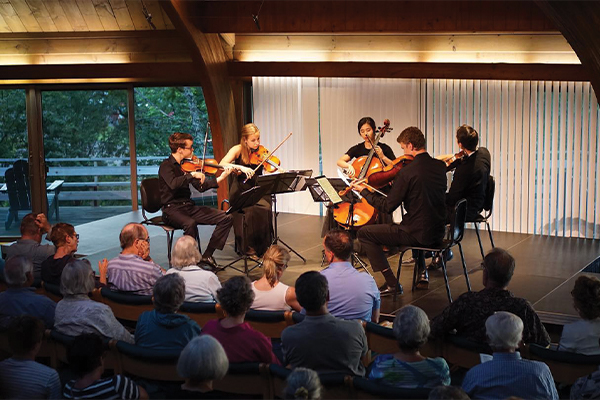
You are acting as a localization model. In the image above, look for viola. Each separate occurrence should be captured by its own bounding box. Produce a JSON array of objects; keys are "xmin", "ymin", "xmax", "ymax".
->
[
  {"xmin": 181, "ymin": 158, "xmax": 224, "ymax": 175},
  {"xmin": 249, "ymin": 145, "xmax": 282, "ymax": 173},
  {"xmin": 441, "ymin": 150, "xmax": 466, "ymax": 167}
]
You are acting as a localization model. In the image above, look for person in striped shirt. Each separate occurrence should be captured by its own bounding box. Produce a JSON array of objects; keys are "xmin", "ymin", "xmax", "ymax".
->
[
  {"xmin": 63, "ymin": 333, "xmax": 148, "ymax": 399},
  {"xmin": 107, "ymin": 223, "xmax": 165, "ymax": 296}
]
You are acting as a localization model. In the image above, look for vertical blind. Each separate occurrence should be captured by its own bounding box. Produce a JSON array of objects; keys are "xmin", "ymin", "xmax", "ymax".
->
[{"xmin": 253, "ymin": 77, "xmax": 600, "ymax": 239}]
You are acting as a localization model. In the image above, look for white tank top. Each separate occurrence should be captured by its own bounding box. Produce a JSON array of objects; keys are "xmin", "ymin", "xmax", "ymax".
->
[{"xmin": 251, "ymin": 280, "xmax": 291, "ymax": 311}]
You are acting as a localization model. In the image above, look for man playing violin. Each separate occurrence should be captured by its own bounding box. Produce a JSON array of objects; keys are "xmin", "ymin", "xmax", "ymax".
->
[
  {"xmin": 158, "ymin": 132, "xmax": 234, "ymax": 270},
  {"xmin": 350, "ymin": 127, "xmax": 447, "ymax": 295}
]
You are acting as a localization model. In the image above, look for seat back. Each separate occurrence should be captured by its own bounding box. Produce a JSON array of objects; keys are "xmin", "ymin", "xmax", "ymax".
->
[
  {"xmin": 482, "ymin": 175, "xmax": 495, "ymax": 216},
  {"xmin": 449, "ymin": 198, "xmax": 467, "ymax": 244},
  {"xmin": 350, "ymin": 376, "xmax": 432, "ymax": 399},
  {"xmin": 111, "ymin": 340, "xmax": 183, "ymax": 381},
  {"xmin": 442, "ymin": 335, "xmax": 491, "ymax": 369},
  {"xmin": 179, "ymin": 302, "xmax": 225, "ymax": 327},
  {"xmin": 41, "ymin": 281, "xmax": 63, "ymax": 302},
  {"xmin": 213, "ymin": 362, "xmax": 272, "ymax": 398},
  {"xmin": 364, "ymin": 321, "xmax": 397, "ymax": 359},
  {"xmin": 100, "ymin": 287, "xmax": 154, "ymax": 323},
  {"xmin": 140, "ymin": 178, "xmax": 162, "ymax": 216},
  {"xmin": 245, "ymin": 309, "xmax": 296, "ymax": 339},
  {"xmin": 527, "ymin": 343, "xmax": 600, "ymax": 385}
]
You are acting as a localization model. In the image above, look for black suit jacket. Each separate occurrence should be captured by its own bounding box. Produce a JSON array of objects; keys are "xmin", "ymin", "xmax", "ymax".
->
[{"xmin": 446, "ymin": 147, "xmax": 491, "ymax": 221}]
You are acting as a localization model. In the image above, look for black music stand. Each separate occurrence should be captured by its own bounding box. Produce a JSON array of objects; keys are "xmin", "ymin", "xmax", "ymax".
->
[
  {"xmin": 221, "ymin": 185, "xmax": 271, "ymax": 275},
  {"xmin": 257, "ymin": 170, "xmax": 312, "ymax": 263},
  {"xmin": 308, "ymin": 176, "xmax": 372, "ymax": 275}
]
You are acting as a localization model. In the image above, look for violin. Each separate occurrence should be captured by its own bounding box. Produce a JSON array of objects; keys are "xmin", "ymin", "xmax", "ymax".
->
[
  {"xmin": 440, "ymin": 150, "xmax": 467, "ymax": 167},
  {"xmin": 181, "ymin": 158, "xmax": 224, "ymax": 176},
  {"xmin": 249, "ymin": 145, "xmax": 282, "ymax": 173},
  {"xmin": 366, "ymin": 154, "xmax": 414, "ymax": 188}
]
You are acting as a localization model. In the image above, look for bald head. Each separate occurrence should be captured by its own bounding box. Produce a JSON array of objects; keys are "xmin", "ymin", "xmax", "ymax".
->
[{"xmin": 119, "ymin": 223, "xmax": 148, "ymax": 250}]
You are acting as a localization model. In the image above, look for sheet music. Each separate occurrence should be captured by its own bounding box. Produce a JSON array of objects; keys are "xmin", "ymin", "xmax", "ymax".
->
[{"xmin": 316, "ymin": 176, "xmax": 343, "ymax": 205}]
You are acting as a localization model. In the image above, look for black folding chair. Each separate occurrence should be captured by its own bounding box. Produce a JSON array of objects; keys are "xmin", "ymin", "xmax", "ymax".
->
[{"xmin": 468, "ymin": 175, "xmax": 495, "ymax": 259}]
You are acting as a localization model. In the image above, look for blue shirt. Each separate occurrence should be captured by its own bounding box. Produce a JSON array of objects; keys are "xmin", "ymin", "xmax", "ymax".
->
[
  {"xmin": 135, "ymin": 310, "xmax": 201, "ymax": 351},
  {"xmin": 462, "ymin": 352, "xmax": 559, "ymax": 400},
  {"xmin": 320, "ymin": 261, "xmax": 380, "ymax": 322},
  {"xmin": 0, "ymin": 358, "xmax": 61, "ymax": 399},
  {"xmin": 0, "ymin": 287, "xmax": 56, "ymax": 328}
]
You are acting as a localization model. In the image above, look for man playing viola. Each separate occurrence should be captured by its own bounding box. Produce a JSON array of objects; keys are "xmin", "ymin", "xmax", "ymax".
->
[
  {"xmin": 158, "ymin": 132, "xmax": 234, "ymax": 269},
  {"xmin": 350, "ymin": 127, "xmax": 447, "ymax": 295}
]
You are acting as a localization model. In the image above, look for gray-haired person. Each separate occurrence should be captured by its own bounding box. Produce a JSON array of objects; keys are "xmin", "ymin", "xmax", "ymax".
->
[
  {"xmin": 462, "ymin": 311, "xmax": 558, "ymax": 400},
  {"xmin": 0, "ymin": 255, "xmax": 56, "ymax": 328},
  {"xmin": 369, "ymin": 305, "xmax": 450, "ymax": 388},
  {"xmin": 134, "ymin": 274, "xmax": 201, "ymax": 351},
  {"xmin": 165, "ymin": 235, "xmax": 221, "ymax": 303},
  {"xmin": 284, "ymin": 368, "xmax": 322, "ymax": 399},
  {"xmin": 174, "ymin": 335, "xmax": 230, "ymax": 397},
  {"xmin": 54, "ymin": 259, "xmax": 134, "ymax": 343}
]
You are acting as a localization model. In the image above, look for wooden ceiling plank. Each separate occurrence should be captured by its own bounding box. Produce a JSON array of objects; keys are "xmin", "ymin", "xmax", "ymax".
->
[
  {"xmin": 125, "ymin": 0, "xmax": 151, "ymax": 30},
  {"xmin": 0, "ymin": 2, "xmax": 27, "ymax": 31},
  {"xmin": 107, "ymin": 0, "xmax": 134, "ymax": 30},
  {"xmin": 75, "ymin": 0, "xmax": 105, "ymax": 30},
  {"xmin": 91, "ymin": 0, "xmax": 120, "ymax": 30},
  {"xmin": 25, "ymin": 0, "xmax": 58, "ymax": 32},
  {"xmin": 142, "ymin": 0, "xmax": 165, "ymax": 30},
  {"xmin": 8, "ymin": 0, "xmax": 42, "ymax": 32},
  {"xmin": 44, "ymin": 0, "xmax": 73, "ymax": 31},
  {"xmin": 58, "ymin": 0, "xmax": 89, "ymax": 30},
  {"xmin": 0, "ymin": 11, "xmax": 12, "ymax": 31}
]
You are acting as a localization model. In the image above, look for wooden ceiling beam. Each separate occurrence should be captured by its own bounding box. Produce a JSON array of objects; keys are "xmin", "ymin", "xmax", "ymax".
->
[{"xmin": 227, "ymin": 61, "xmax": 588, "ymax": 82}]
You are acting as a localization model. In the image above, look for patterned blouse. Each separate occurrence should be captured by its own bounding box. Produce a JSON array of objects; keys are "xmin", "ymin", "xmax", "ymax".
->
[{"xmin": 368, "ymin": 354, "xmax": 450, "ymax": 388}]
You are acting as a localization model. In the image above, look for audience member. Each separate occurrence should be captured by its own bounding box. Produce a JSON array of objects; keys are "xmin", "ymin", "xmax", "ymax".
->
[
  {"xmin": 369, "ymin": 305, "xmax": 450, "ymax": 388},
  {"xmin": 171, "ymin": 335, "xmax": 232, "ymax": 399},
  {"xmin": 461, "ymin": 311, "xmax": 558, "ymax": 400},
  {"xmin": 107, "ymin": 223, "xmax": 164, "ymax": 295},
  {"xmin": 571, "ymin": 367, "xmax": 600, "ymax": 399},
  {"xmin": 63, "ymin": 333, "xmax": 148, "ymax": 399},
  {"xmin": 428, "ymin": 385, "xmax": 470, "ymax": 400},
  {"xmin": 320, "ymin": 229, "xmax": 380, "ymax": 322},
  {"xmin": 5, "ymin": 213, "xmax": 55, "ymax": 282},
  {"xmin": 135, "ymin": 274, "xmax": 201, "ymax": 351},
  {"xmin": 0, "ymin": 255, "xmax": 55, "ymax": 328},
  {"xmin": 165, "ymin": 235, "xmax": 221, "ymax": 303},
  {"xmin": 283, "ymin": 368, "xmax": 322, "ymax": 400},
  {"xmin": 430, "ymin": 248, "xmax": 550, "ymax": 346},
  {"xmin": 54, "ymin": 259, "xmax": 134, "ymax": 343},
  {"xmin": 559, "ymin": 275, "xmax": 600, "ymax": 355},
  {"xmin": 202, "ymin": 276, "xmax": 280, "ymax": 364},
  {"xmin": 281, "ymin": 271, "xmax": 368, "ymax": 376},
  {"xmin": 252, "ymin": 245, "xmax": 301, "ymax": 312},
  {"xmin": 0, "ymin": 316, "xmax": 61, "ymax": 399},
  {"xmin": 41, "ymin": 222, "xmax": 78, "ymax": 285}
]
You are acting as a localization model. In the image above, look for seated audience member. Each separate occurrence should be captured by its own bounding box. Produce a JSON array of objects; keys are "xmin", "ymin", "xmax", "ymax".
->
[
  {"xmin": 107, "ymin": 223, "xmax": 164, "ymax": 295},
  {"xmin": 281, "ymin": 271, "xmax": 368, "ymax": 376},
  {"xmin": 54, "ymin": 259, "xmax": 134, "ymax": 343},
  {"xmin": 462, "ymin": 311, "xmax": 558, "ymax": 400},
  {"xmin": 571, "ymin": 367, "xmax": 600, "ymax": 399},
  {"xmin": 63, "ymin": 333, "xmax": 148, "ymax": 399},
  {"xmin": 41, "ymin": 222, "xmax": 78, "ymax": 285},
  {"xmin": 5, "ymin": 213, "xmax": 55, "ymax": 283},
  {"xmin": 0, "ymin": 316, "xmax": 61, "ymax": 399},
  {"xmin": 0, "ymin": 255, "xmax": 56, "ymax": 328},
  {"xmin": 170, "ymin": 335, "xmax": 232, "ymax": 399},
  {"xmin": 283, "ymin": 368, "xmax": 322, "ymax": 400},
  {"xmin": 320, "ymin": 229, "xmax": 380, "ymax": 322},
  {"xmin": 428, "ymin": 385, "xmax": 470, "ymax": 400},
  {"xmin": 165, "ymin": 235, "xmax": 221, "ymax": 303},
  {"xmin": 135, "ymin": 274, "xmax": 201, "ymax": 351},
  {"xmin": 202, "ymin": 276, "xmax": 280, "ymax": 364},
  {"xmin": 252, "ymin": 245, "xmax": 301, "ymax": 312},
  {"xmin": 559, "ymin": 275, "xmax": 600, "ymax": 355},
  {"xmin": 369, "ymin": 305, "xmax": 450, "ymax": 388},
  {"xmin": 430, "ymin": 248, "xmax": 550, "ymax": 346}
]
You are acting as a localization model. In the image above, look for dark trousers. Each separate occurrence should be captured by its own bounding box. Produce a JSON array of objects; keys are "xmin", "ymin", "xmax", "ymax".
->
[
  {"xmin": 357, "ymin": 224, "xmax": 420, "ymax": 273},
  {"xmin": 162, "ymin": 203, "xmax": 233, "ymax": 251}
]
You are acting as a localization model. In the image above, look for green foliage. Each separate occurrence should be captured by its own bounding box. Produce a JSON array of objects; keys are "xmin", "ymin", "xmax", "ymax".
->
[{"xmin": 0, "ymin": 90, "xmax": 27, "ymax": 159}]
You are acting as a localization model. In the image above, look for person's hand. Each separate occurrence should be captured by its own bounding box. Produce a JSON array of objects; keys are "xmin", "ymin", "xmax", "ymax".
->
[
  {"xmin": 344, "ymin": 164, "xmax": 355, "ymax": 177},
  {"xmin": 98, "ymin": 258, "xmax": 108, "ymax": 285},
  {"xmin": 349, "ymin": 179, "xmax": 368, "ymax": 192},
  {"xmin": 221, "ymin": 166, "xmax": 234, "ymax": 178},
  {"xmin": 35, "ymin": 213, "xmax": 51, "ymax": 234},
  {"xmin": 374, "ymin": 146, "xmax": 384, "ymax": 158},
  {"xmin": 191, "ymin": 171, "xmax": 206, "ymax": 184},
  {"xmin": 240, "ymin": 166, "xmax": 254, "ymax": 179}
]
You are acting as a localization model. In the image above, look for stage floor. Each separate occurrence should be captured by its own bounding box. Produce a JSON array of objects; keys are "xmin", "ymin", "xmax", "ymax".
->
[{"xmin": 75, "ymin": 211, "xmax": 600, "ymax": 326}]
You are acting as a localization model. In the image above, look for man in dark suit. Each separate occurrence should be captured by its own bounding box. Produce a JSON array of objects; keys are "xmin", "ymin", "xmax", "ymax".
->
[
  {"xmin": 351, "ymin": 127, "xmax": 447, "ymax": 294},
  {"xmin": 446, "ymin": 125, "xmax": 491, "ymax": 223}
]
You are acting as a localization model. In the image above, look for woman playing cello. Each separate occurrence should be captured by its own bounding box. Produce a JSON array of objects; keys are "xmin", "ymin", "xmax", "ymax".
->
[{"xmin": 220, "ymin": 123, "xmax": 274, "ymax": 257}]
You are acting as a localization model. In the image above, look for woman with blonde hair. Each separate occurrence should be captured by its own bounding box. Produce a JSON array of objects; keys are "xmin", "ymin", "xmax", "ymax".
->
[
  {"xmin": 220, "ymin": 123, "xmax": 274, "ymax": 257},
  {"xmin": 41, "ymin": 222, "xmax": 78, "ymax": 285},
  {"xmin": 251, "ymin": 245, "xmax": 301, "ymax": 311},
  {"xmin": 165, "ymin": 235, "xmax": 221, "ymax": 303}
]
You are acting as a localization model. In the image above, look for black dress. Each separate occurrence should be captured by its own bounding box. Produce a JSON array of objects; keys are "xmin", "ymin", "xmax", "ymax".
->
[{"xmin": 229, "ymin": 156, "xmax": 274, "ymax": 256}]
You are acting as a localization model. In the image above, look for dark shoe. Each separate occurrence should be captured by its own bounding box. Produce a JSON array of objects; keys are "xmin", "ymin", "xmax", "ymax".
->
[
  {"xmin": 200, "ymin": 256, "xmax": 219, "ymax": 271},
  {"xmin": 428, "ymin": 254, "xmax": 443, "ymax": 271},
  {"xmin": 416, "ymin": 268, "xmax": 429, "ymax": 290},
  {"xmin": 379, "ymin": 283, "xmax": 403, "ymax": 296},
  {"xmin": 444, "ymin": 249, "xmax": 454, "ymax": 262}
]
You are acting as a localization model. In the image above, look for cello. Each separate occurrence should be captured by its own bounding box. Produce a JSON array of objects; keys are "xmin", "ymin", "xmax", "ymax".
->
[{"xmin": 333, "ymin": 120, "xmax": 392, "ymax": 229}]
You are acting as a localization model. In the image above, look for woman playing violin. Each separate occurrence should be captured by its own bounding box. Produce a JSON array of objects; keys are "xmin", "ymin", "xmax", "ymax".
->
[{"xmin": 220, "ymin": 123, "xmax": 274, "ymax": 257}]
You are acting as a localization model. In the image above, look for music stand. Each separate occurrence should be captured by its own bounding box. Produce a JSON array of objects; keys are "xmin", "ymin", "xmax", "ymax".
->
[
  {"xmin": 256, "ymin": 170, "xmax": 312, "ymax": 263},
  {"xmin": 308, "ymin": 175, "xmax": 372, "ymax": 275},
  {"xmin": 221, "ymin": 185, "xmax": 272, "ymax": 275}
]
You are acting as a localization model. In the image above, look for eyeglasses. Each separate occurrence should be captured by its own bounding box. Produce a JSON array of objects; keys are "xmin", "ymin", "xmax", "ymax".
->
[
  {"xmin": 75, "ymin": 234, "xmax": 80, "ymax": 239},
  {"xmin": 183, "ymin": 146, "xmax": 193, "ymax": 150},
  {"xmin": 139, "ymin": 237, "xmax": 150, "ymax": 243}
]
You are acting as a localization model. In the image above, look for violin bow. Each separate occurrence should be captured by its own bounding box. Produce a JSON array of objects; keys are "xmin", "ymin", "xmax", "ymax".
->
[
  {"xmin": 200, "ymin": 121, "xmax": 211, "ymax": 175},
  {"xmin": 251, "ymin": 132, "xmax": 293, "ymax": 175}
]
